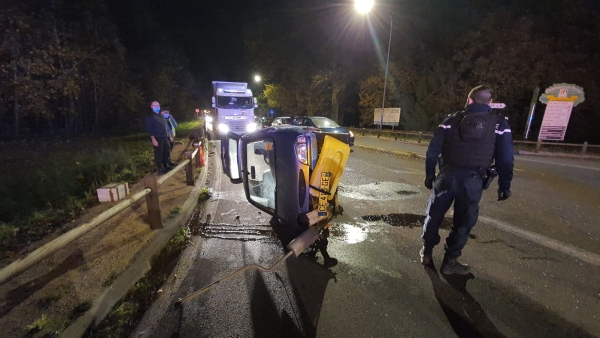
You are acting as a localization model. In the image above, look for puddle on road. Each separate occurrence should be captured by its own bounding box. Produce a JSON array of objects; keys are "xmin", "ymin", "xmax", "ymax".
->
[
  {"xmin": 338, "ymin": 182, "xmax": 419, "ymax": 201},
  {"xmin": 329, "ymin": 222, "xmax": 380, "ymax": 244},
  {"xmin": 361, "ymin": 213, "xmax": 452, "ymax": 229},
  {"xmin": 329, "ymin": 214, "xmax": 453, "ymax": 244}
]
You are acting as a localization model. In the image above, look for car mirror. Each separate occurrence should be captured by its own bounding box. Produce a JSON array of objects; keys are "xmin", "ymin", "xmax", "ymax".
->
[{"xmin": 222, "ymin": 132, "xmax": 242, "ymax": 184}]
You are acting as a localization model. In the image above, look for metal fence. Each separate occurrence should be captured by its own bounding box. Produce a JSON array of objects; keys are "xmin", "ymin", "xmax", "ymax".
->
[
  {"xmin": 350, "ymin": 128, "xmax": 600, "ymax": 156},
  {"xmin": 0, "ymin": 143, "xmax": 205, "ymax": 285}
]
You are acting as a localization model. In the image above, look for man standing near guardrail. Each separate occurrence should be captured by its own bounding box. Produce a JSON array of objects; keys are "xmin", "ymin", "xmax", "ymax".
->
[
  {"xmin": 420, "ymin": 85, "xmax": 514, "ymax": 274},
  {"xmin": 146, "ymin": 101, "xmax": 174, "ymax": 174}
]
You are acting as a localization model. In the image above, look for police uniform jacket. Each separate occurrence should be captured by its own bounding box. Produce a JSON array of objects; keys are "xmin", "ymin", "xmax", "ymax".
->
[{"xmin": 425, "ymin": 103, "xmax": 514, "ymax": 191}]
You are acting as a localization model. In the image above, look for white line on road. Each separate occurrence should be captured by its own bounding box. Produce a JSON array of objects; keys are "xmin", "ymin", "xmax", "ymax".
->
[
  {"xmin": 479, "ymin": 216, "xmax": 600, "ymax": 267},
  {"xmin": 516, "ymin": 157, "xmax": 600, "ymax": 171}
]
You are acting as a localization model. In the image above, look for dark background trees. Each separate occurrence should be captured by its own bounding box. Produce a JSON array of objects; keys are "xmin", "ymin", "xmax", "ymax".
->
[
  {"xmin": 0, "ymin": 0, "xmax": 201, "ymax": 139},
  {"xmin": 243, "ymin": 0, "xmax": 600, "ymax": 142},
  {"xmin": 0, "ymin": 0, "xmax": 598, "ymax": 142}
]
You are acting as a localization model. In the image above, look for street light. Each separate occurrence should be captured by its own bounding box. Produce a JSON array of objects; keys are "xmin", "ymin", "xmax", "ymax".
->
[
  {"xmin": 355, "ymin": 1, "xmax": 392, "ymax": 131},
  {"xmin": 254, "ymin": 75, "xmax": 261, "ymax": 82},
  {"xmin": 354, "ymin": 0, "xmax": 374, "ymax": 14}
]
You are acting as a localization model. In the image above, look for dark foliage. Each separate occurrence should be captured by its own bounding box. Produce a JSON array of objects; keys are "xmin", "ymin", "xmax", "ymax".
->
[{"xmin": 0, "ymin": 0, "xmax": 201, "ymax": 140}]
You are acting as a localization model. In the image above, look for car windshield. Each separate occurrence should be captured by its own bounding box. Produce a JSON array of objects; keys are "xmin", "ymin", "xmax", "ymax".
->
[
  {"xmin": 216, "ymin": 96, "xmax": 253, "ymax": 109},
  {"xmin": 309, "ymin": 117, "xmax": 340, "ymax": 128}
]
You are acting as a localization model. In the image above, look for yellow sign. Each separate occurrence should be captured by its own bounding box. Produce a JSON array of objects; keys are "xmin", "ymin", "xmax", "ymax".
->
[{"xmin": 546, "ymin": 95, "xmax": 578, "ymax": 102}]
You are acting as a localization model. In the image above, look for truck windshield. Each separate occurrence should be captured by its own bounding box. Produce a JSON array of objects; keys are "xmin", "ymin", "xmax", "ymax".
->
[{"xmin": 217, "ymin": 96, "xmax": 253, "ymax": 109}]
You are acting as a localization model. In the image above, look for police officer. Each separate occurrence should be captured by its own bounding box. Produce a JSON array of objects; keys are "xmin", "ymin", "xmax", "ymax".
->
[{"xmin": 421, "ymin": 85, "xmax": 514, "ymax": 274}]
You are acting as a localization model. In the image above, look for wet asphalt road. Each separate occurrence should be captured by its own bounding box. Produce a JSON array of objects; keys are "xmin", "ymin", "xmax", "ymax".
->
[{"xmin": 139, "ymin": 138, "xmax": 600, "ymax": 338}]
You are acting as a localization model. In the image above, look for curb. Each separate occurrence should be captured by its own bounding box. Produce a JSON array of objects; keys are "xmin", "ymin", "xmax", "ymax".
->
[
  {"xmin": 515, "ymin": 150, "xmax": 600, "ymax": 161},
  {"xmin": 61, "ymin": 144, "xmax": 211, "ymax": 338},
  {"xmin": 354, "ymin": 144, "xmax": 426, "ymax": 160}
]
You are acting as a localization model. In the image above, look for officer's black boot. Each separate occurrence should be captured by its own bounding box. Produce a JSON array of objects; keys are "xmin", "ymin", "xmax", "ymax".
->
[
  {"xmin": 419, "ymin": 247, "xmax": 433, "ymax": 266},
  {"xmin": 441, "ymin": 256, "xmax": 470, "ymax": 275}
]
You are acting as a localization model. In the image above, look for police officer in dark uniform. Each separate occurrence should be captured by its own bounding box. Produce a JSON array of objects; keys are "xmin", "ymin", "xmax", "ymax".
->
[{"xmin": 421, "ymin": 85, "xmax": 514, "ymax": 274}]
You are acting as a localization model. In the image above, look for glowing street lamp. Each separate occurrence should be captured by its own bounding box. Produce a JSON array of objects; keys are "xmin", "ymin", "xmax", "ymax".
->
[
  {"xmin": 254, "ymin": 75, "xmax": 262, "ymax": 82},
  {"xmin": 355, "ymin": 0, "xmax": 392, "ymax": 130},
  {"xmin": 354, "ymin": 0, "xmax": 374, "ymax": 14}
]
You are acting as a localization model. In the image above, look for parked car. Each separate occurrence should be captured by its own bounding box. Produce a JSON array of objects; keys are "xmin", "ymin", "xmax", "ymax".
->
[
  {"xmin": 290, "ymin": 116, "xmax": 354, "ymax": 146},
  {"xmin": 271, "ymin": 116, "xmax": 293, "ymax": 126}
]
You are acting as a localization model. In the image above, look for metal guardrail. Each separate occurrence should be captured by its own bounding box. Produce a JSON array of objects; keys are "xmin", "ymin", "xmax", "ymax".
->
[
  {"xmin": 0, "ymin": 144, "xmax": 205, "ymax": 285},
  {"xmin": 351, "ymin": 128, "xmax": 600, "ymax": 156}
]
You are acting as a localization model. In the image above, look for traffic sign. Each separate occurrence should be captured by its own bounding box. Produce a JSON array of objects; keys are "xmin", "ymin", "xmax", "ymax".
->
[
  {"xmin": 269, "ymin": 109, "xmax": 274, "ymax": 115},
  {"xmin": 489, "ymin": 103, "xmax": 506, "ymax": 109}
]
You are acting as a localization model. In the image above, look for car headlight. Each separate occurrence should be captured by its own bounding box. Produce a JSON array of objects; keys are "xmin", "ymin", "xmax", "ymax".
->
[
  {"xmin": 246, "ymin": 122, "xmax": 257, "ymax": 132},
  {"xmin": 295, "ymin": 136, "xmax": 308, "ymax": 165},
  {"xmin": 349, "ymin": 130, "xmax": 354, "ymax": 137},
  {"xmin": 218, "ymin": 123, "xmax": 229, "ymax": 133}
]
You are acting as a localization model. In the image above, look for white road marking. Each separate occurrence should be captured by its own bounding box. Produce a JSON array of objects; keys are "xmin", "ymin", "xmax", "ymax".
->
[
  {"xmin": 516, "ymin": 157, "xmax": 600, "ymax": 171},
  {"xmin": 479, "ymin": 216, "xmax": 600, "ymax": 267}
]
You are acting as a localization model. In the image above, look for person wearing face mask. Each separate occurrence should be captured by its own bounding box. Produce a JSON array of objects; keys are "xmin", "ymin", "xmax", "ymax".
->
[
  {"xmin": 146, "ymin": 101, "xmax": 174, "ymax": 174},
  {"xmin": 162, "ymin": 110, "xmax": 178, "ymax": 151}
]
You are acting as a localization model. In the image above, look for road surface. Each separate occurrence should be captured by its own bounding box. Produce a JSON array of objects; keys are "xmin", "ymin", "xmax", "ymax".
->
[{"xmin": 135, "ymin": 137, "xmax": 600, "ymax": 338}]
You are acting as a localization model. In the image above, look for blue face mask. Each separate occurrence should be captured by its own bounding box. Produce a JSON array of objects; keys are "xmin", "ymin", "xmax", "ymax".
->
[
  {"xmin": 164, "ymin": 113, "xmax": 170, "ymax": 118},
  {"xmin": 152, "ymin": 107, "xmax": 160, "ymax": 113}
]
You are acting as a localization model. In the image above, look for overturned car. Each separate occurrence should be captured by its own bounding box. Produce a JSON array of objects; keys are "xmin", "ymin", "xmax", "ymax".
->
[{"xmin": 221, "ymin": 125, "xmax": 351, "ymax": 264}]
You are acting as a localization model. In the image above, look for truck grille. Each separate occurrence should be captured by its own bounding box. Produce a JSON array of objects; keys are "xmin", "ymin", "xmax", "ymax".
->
[{"xmin": 228, "ymin": 120, "xmax": 247, "ymax": 134}]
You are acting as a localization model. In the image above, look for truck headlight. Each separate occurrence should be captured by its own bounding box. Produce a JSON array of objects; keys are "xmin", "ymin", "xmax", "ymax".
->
[
  {"xmin": 218, "ymin": 123, "xmax": 229, "ymax": 133},
  {"xmin": 246, "ymin": 122, "xmax": 258, "ymax": 133},
  {"xmin": 205, "ymin": 116, "xmax": 213, "ymax": 123},
  {"xmin": 295, "ymin": 135, "xmax": 308, "ymax": 165}
]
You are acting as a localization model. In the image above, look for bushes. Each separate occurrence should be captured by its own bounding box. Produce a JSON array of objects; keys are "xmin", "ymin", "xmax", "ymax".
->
[{"xmin": 0, "ymin": 135, "xmax": 156, "ymax": 255}]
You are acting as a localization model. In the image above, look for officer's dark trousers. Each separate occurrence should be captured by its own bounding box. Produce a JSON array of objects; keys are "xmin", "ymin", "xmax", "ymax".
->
[
  {"xmin": 422, "ymin": 168, "xmax": 483, "ymax": 258},
  {"xmin": 153, "ymin": 137, "xmax": 171, "ymax": 170}
]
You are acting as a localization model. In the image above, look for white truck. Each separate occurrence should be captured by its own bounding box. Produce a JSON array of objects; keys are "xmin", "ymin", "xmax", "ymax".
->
[{"xmin": 211, "ymin": 81, "xmax": 258, "ymax": 136}]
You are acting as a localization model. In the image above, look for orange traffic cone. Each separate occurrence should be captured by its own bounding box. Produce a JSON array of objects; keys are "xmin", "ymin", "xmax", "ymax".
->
[{"xmin": 199, "ymin": 146, "xmax": 205, "ymax": 167}]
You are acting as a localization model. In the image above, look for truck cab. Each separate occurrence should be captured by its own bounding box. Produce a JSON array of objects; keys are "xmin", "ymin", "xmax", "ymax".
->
[{"xmin": 211, "ymin": 81, "xmax": 258, "ymax": 136}]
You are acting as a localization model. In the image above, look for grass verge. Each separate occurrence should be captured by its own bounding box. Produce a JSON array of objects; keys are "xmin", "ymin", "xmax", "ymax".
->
[
  {"xmin": 83, "ymin": 226, "xmax": 191, "ymax": 337},
  {"xmin": 0, "ymin": 120, "xmax": 202, "ymax": 260}
]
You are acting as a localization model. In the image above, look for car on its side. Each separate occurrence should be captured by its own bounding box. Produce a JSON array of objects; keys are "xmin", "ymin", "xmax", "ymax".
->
[
  {"xmin": 271, "ymin": 116, "xmax": 293, "ymax": 126},
  {"xmin": 290, "ymin": 116, "xmax": 354, "ymax": 146}
]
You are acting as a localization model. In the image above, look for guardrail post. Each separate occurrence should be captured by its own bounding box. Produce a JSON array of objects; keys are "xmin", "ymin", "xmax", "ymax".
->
[
  {"xmin": 361, "ymin": 128, "xmax": 365, "ymax": 136},
  {"xmin": 143, "ymin": 175, "xmax": 162, "ymax": 229},
  {"xmin": 185, "ymin": 151, "xmax": 194, "ymax": 186},
  {"xmin": 535, "ymin": 139, "xmax": 542, "ymax": 153},
  {"xmin": 394, "ymin": 131, "xmax": 398, "ymax": 141},
  {"xmin": 418, "ymin": 132, "xmax": 423, "ymax": 143},
  {"xmin": 582, "ymin": 141, "xmax": 588, "ymax": 155},
  {"xmin": 377, "ymin": 129, "xmax": 381, "ymax": 138}
]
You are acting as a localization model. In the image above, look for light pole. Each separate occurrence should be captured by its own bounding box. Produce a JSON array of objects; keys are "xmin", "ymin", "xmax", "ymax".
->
[
  {"xmin": 355, "ymin": 1, "xmax": 393, "ymax": 130},
  {"xmin": 381, "ymin": 14, "xmax": 392, "ymax": 131}
]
